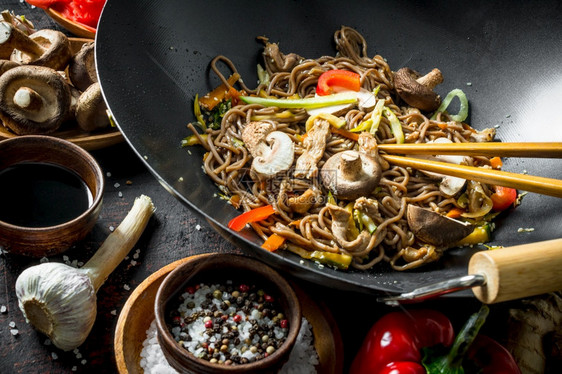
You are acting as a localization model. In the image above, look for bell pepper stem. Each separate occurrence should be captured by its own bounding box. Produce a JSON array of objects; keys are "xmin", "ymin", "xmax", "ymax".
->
[{"xmin": 424, "ymin": 305, "xmax": 489, "ymax": 374}]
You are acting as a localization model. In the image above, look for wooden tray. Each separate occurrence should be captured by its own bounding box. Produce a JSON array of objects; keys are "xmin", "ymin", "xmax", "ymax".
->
[
  {"xmin": 114, "ymin": 254, "xmax": 344, "ymax": 374},
  {"xmin": 0, "ymin": 38, "xmax": 124, "ymax": 151}
]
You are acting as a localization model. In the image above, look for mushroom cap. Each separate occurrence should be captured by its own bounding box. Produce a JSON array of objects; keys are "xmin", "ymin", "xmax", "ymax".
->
[
  {"xmin": 394, "ymin": 67, "xmax": 442, "ymax": 112},
  {"xmin": 68, "ymin": 41, "xmax": 97, "ymax": 92},
  {"xmin": 0, "ymin": 59, "xmax": 19, "ymax": 75},
  {"xmin": 0, "ymin": 65, "xmax": 70, "ymax": 134},
  {"xmin": 251, "ymin": 131, "xmax": 295, "ymax": 179},
  {"xmin": 406, "ymin": 204, "xmax": 474, "ymax": 247},
  {"xmin": 320, "ymin": 150, "xmax": 382, "ymax": 200},
  {"xmin": 75, "ymin": 82, "xmax": 110, "ymax": 132},
  {"xmin": 10, "ymin": 29, "xmax": 72, "ymax": 71}
]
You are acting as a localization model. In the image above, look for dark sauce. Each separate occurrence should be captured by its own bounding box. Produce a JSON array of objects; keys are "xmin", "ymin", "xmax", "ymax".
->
[{"xmin": 0, "ymin": 162, "xmax": 93, "ymax": 228}]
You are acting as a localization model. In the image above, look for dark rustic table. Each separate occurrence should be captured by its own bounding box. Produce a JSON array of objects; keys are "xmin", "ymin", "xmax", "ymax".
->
[{"xmin": 0, "ymin": 2, "xmax": 517, "ymax": 374}]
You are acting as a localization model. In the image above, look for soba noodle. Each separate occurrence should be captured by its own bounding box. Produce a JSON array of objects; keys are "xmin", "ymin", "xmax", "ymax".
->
[{"xmin": 186, "ymin": 26, "xmax": 502, "ymax": 271}]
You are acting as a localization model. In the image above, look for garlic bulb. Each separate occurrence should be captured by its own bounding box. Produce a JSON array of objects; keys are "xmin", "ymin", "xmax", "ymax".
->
[{"xmin": 15, "ymin": 195, "xmax": 155, "ymax": 351}]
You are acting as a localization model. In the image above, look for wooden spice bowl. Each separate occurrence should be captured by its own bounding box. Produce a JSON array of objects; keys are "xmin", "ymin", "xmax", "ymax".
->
[
  {"xmin": 0, "ymin": 135, "xmax": 104, "ymax": 257},
  {"xmin": 44, "ymin": 7, "xmax": 96, "ymax": 39},
  {"xmin": 114, "ymin": 254, "xmax": 344, "ymax": 374}
]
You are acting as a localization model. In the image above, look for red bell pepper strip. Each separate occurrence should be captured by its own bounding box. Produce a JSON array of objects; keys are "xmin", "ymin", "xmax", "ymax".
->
[
  {"xmin": 491, "ymin": 186, "xmax": 517, "ymax": 211},
  {"xmin": 227, "ymin": 204, "xmax": 275, "ymax": 231},
  {"xmin": 316, "ymin": 69, "xmax": 361, "ymax": 96},
  {"xmin": 350, "ymin": 309, "xmax": 455, "ymax": 374}
]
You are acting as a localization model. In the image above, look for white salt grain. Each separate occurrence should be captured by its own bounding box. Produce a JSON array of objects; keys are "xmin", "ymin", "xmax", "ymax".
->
[
  {"xmin": 139, "ymin": 317, "xmax": 318, "ymax": 374},
  {"xmin": 9, "ymin": 321, "xmax": 16, "ymax": 328},
  {"xmin": 124, "ymin": 284, "xmax": 131, "ymax": 291},
  {"xmin": 10, "ymin": 329, "xmax": 18, "ymax": 336},
  {"xmin": 0, "ymin": 305, "xmax": 6, "ymax": 313},
  {"xmin": 51, "ymin": 352, "xmax": 58, "ymax": 360},
  {"xmin": 111, "ymin": 310, "xmax": 117, "ymax": 316}
]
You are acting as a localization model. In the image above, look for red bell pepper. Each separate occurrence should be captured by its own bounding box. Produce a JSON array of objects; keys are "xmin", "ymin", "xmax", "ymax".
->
[
  {"xmin": 227, "ymin": 204, "xmax": 275, "ymax": 231},
  {"xmin": 491, "ymin": 186, "xmax": 517, "ymax": 211},
  {"xmin": 26, "ymin": 0, "xmax": 106, "ymax": 28},
  {"xmin": 351, "ymin": 306, "xmax": 521, "ymax": 374},
  {"xmin": 316, "ymin": 69, "xmax": 361, "ymax": 96},
  {"xmin": 350, "ymin": 309, "xmax": 454, "ymax": 374}
]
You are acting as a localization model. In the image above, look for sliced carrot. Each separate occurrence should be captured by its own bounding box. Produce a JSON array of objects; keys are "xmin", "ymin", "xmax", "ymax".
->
[
  {"xmin": 199, "ymin": 73, "xmax": 240, "ymax": 111},
  {"xmin": 261, "ymin": 234, "xmax": 286, "ymax": 252},
  {"xmin": 288, "ymin": 219, "xmax": 302, "ymax": 227},
  {"xmin": 490, "ymin": 156, "xmax": 503, "ymax": 169},
  {"xmin": 228, "ymin": 205, "xmax": 275, "ymax": 231},
  {"xmin": 331, "ymin": 127, "xmax": 359, "ymax": 141},
  {"xmin": 446, "ymin": 207, "xmax": 464, "ymax": 219},
  {"xmin": 437, "ymin": 123, "xmax": 448, "ymax": 130}
]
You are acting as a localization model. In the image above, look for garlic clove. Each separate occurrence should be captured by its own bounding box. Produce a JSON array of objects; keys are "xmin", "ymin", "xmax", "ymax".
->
[{"xmin": 16, "ymin": 262, "xmax": 96, "ymax": 351}]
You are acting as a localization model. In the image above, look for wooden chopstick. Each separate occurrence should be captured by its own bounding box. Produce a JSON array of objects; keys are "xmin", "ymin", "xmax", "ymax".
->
[
  {"xmin": 378, "ymin": 142, "xmax": 562, "ymax": 158},
  {"xmin": 381, "ymin": 154, "xmax": 562, "ymax": 198}
]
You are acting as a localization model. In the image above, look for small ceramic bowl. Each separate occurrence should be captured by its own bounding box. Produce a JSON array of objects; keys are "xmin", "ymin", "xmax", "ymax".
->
[
  {"xmin": 0, "ymin": 135, "xmax": 104, "ymax": 257},
  {"xmin": 155, "ymin": 254, "xmax": 302, "ymax": 374}
]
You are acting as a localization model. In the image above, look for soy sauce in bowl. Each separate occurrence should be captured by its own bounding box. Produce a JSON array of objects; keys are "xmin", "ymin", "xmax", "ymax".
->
[{"xmin": 0, "ymin": 162, "xmax": 93, "ymax": 228}]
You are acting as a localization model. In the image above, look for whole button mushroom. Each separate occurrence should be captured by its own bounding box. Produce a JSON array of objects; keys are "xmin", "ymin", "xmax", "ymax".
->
[
  {"xmin": 0, "ymin": 21, "xmax": 71, "ymax": 71},
  {"xmin": 0, "ymin": 65, "xmax": 71, "ymax": 134},
  {"xmin": 69, "ymin": 41, "xmax": 97, "ymax": 92},
  {"xmin": 394, "ymin": 67, "xmax": 443, "ymax": 112},
  {"xmin": 320, "ymin": 150, "xmax": 382, "ymax": 200}
]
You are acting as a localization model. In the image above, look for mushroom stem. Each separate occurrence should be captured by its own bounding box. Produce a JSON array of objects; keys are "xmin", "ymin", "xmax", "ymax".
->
[
  {"xmin": 415, "ymin": 68, "xmax": 444, "ymax": 89},
  {"xmin": 13, "ymin": 87, "xmax": 43, "ymax": 111},
  {"xmin": 340, "ymin": 151, "xmax": 362, "ymax": 179},
  {"xmin": 82, "ymin": 195, "xmax": 155, "ymax": 292},
  {"xmin": 0, "ymin": 21, "xmax": 43, "ymax": 59}
]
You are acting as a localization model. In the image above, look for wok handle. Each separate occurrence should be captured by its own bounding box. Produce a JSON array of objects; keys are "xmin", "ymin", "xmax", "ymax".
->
[{"xmin": 468, "ymin": 238, "xmax": 562, "ymax": 303}]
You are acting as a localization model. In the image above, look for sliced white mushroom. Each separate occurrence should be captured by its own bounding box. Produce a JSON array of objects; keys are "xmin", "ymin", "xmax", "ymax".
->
[
  {"xmin": 241, "ymin": 121, "xmax": 295, "ymax": 179},
  {"xmin": 412, "ymin": 137, "xmax": 470, "ymax": 197}
]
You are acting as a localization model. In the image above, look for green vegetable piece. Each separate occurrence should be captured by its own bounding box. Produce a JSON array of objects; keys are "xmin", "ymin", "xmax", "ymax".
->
[
  {"xmin": 257, "ymin": 64, "xmax": 270, "ymax": 86},
  {"xmin": 193, "ymin": 94, "xmax": 206, "ymax": 130},
  {"xmin": 382, "ymin": 106, "xmax": 405, "ymax": 144},
  {"xmin": 240, "ymin": 92, "xmax": 358, "ymax": 109},
  {"xmin": 431, "ymin": 88, "xmax": 469, "ymax": 122},
  {"xmin": 310, "ymin": 251, "xmax": 352, "ymax": 270}
]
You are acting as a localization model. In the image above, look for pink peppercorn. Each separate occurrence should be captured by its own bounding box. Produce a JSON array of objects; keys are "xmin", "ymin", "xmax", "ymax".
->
[
  {"xmin": 186, "ymin": 286, "xmax": 196, "ymax": 294},
  {"xmin": 233, "ymin": 314, "xmax": 242, "ymax": 323},
  {"xmin": 239, "ymin": 284, "xmax": 250, "ymax": 292},
  {"xmin": 204, "ymin": 320, "xmax": 213, "ymax": 328},
  {"xmin": 280, "ymin": 319, "xmax": 288, "ymax": 329},
  {"xmin": 264, "ymin": 294, "xmax": 274, "ymax": 303}
]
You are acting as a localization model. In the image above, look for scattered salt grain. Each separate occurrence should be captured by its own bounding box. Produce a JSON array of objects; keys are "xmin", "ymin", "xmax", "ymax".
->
[
  {"xmin": 466, "ymin": 82, "xmax": 472, "ymax": 86},
  {"xmin": 111, "ymin": 310, "xmax": 117, "ymax": 316},
  {"xmin": 109, "ymin": 226, "xmax": 115, "ymax": 232},
  {"xmin": 76, "ymin": 353, "xmax": 82, "ymax": 359},
  {"xmin": 124, "ymin": 284, "xmax": 131, "ymax": 291},
  {"xmin": 39, "ymin": 257, "xmax": 49, "ymax": 263},
  {"xmin": 73, "ymin": 349, "xmax": 79, "ymax": 354},
  {"xmin": 118, "ymin": 191, "xmax": 123, "ymax": 198},
  {"xmin": 139, "ymin": 317, "xmax": 319, "ymax": 374},
  {"xmin": 195, "ymin": 224, "xmax": 201, "ymax": 231},
  {"xmin": 51, "ymin": 352, "xmax": 58, "ymax": 360},
  {"xmin": 133, "ymin": 253, "xmax": 140, "ymax": 260},
  {"xmin": 71, "ymin": 366, "xmax": 77, "ymax": 371},
  {"xmin": 106, "ymin": 172, "xmax": 112, "ymax": 177},
  {"xmin": 0, "ymin": 305, "xmax": 6, "ymax": 313},
  {"xmin": 81, "ymin": 359, "xmax": 87, "ymax": 365},
  {"xmin": 44, "ymin": 339, "xmax": 52, "ymax": 346},
  {"xmin": 517, "ymin": 227, "xmax": 535, "ymax": 233},
  {"xmin": 114, "ymin": 182, "xmax": 120, "ymax": 188},
  {"xmin": 178, "ymin": 177, "xmax": 184, "ymax": 182},
  {"xmin": 130, "ymin": 260, "xmax": 137, "ymax": 266},
  {"xmin": 10, "ymin": 329, "xmax": 18, "ymax": 336},
  {"xmin": 9, "ymin": 321, "xmax": 16, "ymax": 328}
]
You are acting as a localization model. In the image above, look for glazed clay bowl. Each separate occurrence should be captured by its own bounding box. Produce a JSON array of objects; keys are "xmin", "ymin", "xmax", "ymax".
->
[
  {"xmin": 155, "ymin": 253, "xmax": 302, "ymax": 374},
  {"xmin": 0, "ymin": 135, "xmax": 104, "ymax": 257}
]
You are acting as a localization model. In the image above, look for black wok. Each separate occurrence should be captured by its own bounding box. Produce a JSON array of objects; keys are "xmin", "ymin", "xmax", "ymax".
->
[{"xmin": 95, "ymin": 0, "xmax": 562, "ymax": 295}]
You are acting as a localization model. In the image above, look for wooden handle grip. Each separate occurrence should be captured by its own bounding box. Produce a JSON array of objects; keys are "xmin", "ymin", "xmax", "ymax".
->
[{"xmin": 468, "ymin": 238, "xmax": 562, "ymax": 303}]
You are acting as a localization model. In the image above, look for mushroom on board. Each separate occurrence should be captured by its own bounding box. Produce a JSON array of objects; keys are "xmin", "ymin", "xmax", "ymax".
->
[
  {"xmin": 0, "ymin": 59, "xmax": 19, "ymax": 75},
  {"xmin": 320, "ymin": 150, "xmax": 382, "ymax": 200},
  {"xmin": 0, "ymin": 65, "xmax": 70, "ymax": 134},
  {"xmin": 0, "ymin": 22, "xmax": 71, "ymax": 71},
  {"xmin": 394, "ymin": 67, "xmax": 443, "ymax": 112},
  {"xmin": 406, "ymin": 204, "xmax": 474, "ymax": 247},
  {"xmin": 75, "ymin": 82, "xmax": 111, "ymax": 132},
  {"xmin": 241, "ymin": 121, "xmax": 295, "ymax": 179},
  {"xmin": 69, "ymin": 41, "xmax": 96, "ymax": 92}
]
